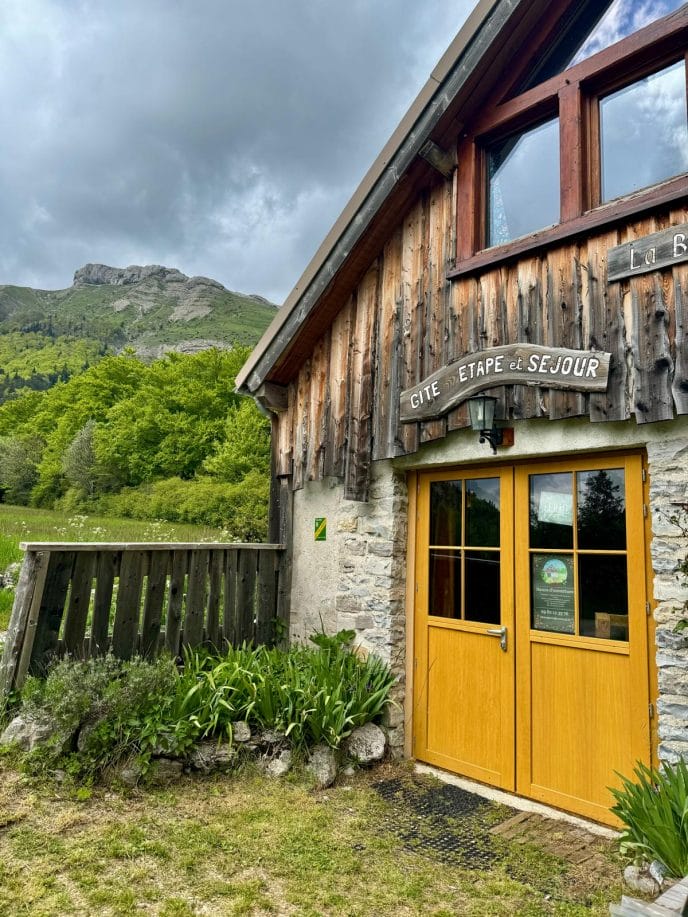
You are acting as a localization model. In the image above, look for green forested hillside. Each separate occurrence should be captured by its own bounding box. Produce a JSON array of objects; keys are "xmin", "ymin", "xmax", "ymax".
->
[
  {"xmin": 0, "ymin": 281, "xmax": 275, "ymax": 347},
  {"xmin": 0, "ymin": 349, "xmax": 271, "ymax": 541},
  {"xmin": 0, "ymin": 264, "xmax": 276, "ymax": 402},
  {"xmin": 0, "ymin": 332, "xmax": 104, "ymax": 401}
]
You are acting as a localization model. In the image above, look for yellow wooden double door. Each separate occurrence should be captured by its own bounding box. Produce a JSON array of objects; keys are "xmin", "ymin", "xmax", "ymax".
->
[{"xmin": 412, "ymin": 453, "xmax": 652, "ymax": 824}]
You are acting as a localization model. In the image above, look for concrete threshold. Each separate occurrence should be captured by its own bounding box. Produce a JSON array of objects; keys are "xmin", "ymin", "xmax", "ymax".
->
[{"xmin": 414, "ymin": 763, "xmax": 619, "ymax": 840}]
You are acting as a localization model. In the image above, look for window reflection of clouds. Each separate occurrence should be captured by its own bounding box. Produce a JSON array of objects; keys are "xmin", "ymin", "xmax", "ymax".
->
[
  {"xmin": 488, "ymin": 119, "xmax": 559, "ymax": 246},
  {"xmin": 601, "ymin": 61, "xmax": 688, "ymax": 201},
  {"xmin": 571, "ymin": 0, "xmax": 685, "ymax": 64},
  {"xmin": 467, "ymin": 479, "xmax": 499, "ymax": 510}
]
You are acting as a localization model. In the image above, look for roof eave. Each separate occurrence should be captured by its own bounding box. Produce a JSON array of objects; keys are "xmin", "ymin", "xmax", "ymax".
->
[{"xmin": 236, "ymin": 0, "xmax": 521, "ymax": 396}]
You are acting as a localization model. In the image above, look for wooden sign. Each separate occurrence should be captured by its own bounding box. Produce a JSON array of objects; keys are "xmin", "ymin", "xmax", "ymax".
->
[
  {"xmin": 607, "ymin": 222, "xmax": 688, "ymax": 281},
  {"xmin": 399, "ymin": 344, "xmax": 611, "ymax": 423}
]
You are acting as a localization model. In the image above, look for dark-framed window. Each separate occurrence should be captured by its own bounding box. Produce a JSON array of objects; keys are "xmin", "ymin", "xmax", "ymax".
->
[{"xmin": 450, "ymin": 3, "xmax": 688, "ymax": 278}]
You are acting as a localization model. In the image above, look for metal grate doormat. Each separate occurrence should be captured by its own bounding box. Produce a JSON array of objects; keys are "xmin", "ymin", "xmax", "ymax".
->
[{"xmin": 373, "ymin": 776, "xmax": 517, "ymax": 869}]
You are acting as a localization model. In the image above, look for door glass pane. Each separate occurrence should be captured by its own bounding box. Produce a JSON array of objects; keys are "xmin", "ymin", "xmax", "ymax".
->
[
  {"xmin": 601, "ymin": 61, "xmax": 688, "ymax": 202},
  {"xmin": 579, "ymin": 554, "xmax": 629, "ymax": 641},
  {"xmin": 465, "ymin": 551, "xmax": 500, "ymax": 624},
  {"xmin": 487, "ymin": 117, "xmax": 560, "ymax": 246},
  {"xmin": 529, "ymin": 473, "xmax": 574, "ymax": 549},
  {"xmin": 429, "ymin": 549, "xmax": 461, "ymax": 618},
  {"xmin": 577, "ymin": 468, "xmax": 626, "ymax": 549},
  {"xmin": 430, "ymin": 481, "xmax": 462, "ymax": 545},
  {"xmin": 531, "ymin": 553, "xmax": 576, "ymax": 634},
  {"xmin": 466, "ymin": 478, "xmax": 500, "ymax": 546}
]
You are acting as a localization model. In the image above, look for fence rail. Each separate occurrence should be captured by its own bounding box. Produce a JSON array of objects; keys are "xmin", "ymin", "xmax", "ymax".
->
[{"xmin": 0, "ymin": 542, "xmax": 285, "ymax": 696}]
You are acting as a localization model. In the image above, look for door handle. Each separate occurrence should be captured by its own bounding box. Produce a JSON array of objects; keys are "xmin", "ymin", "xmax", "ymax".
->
[{"xmin": 486, "ymin": 626, "xmax": 507, "ymax": 652}]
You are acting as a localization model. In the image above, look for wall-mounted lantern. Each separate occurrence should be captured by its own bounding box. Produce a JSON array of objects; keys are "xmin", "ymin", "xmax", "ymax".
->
[{"xmin": 467, "ymin": 394, "xmax": 513, "ymax": 454}]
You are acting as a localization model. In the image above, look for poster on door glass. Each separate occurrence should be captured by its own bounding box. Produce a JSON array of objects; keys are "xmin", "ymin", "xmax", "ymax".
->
[{"xmin": 531, "ymin": 554, "xmax": 575, "ymax": 634}]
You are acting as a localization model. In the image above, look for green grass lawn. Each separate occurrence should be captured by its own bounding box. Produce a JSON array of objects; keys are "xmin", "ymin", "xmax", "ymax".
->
[
  {"xmin": 0, "ymin": 760, "xmax": 622, "ymax": 916},
  {"xmin": 0, "ymin": 504, "xmax": 234, "ymax": 630},
  {"xmin": 0, "ymin": 503, "xmax": 233, "ymax": 546}
]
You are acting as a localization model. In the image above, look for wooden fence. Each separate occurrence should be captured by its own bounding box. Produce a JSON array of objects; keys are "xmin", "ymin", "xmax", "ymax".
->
[{"xmin": 0, "ymin": 542, "xmax": 285, "ymax": 696}]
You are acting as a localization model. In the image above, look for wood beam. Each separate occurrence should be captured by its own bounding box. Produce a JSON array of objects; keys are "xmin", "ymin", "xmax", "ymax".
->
[
  {"xmin": 418, "ymin": 140, "xmax": 456, "ymax": 179},
  {"xmin": 254, "ymin": 382, "xmax": 288, "ymax": 413}
]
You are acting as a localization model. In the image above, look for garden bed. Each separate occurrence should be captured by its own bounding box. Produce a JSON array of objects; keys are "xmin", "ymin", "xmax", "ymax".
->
[{"xmin": 1, "ymin": 631, "xmax": 394, "ymax": 787}]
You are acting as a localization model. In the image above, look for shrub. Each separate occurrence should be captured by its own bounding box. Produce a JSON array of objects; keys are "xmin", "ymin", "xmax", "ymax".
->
[
  {"xmin": 21, "ymin": 655, "xmax": 194, "ymax": 778},
  {"xmin": 0, "ymin": 435, "xmax": 42, "ymax": 504},
  {"xmin": 302, "ymin": 631, "xmax": 396, "ymax": 747},
  {"xmin": 79, "ymin": 656, "xmax": 196, "ymax": 769},
  {"xmin": 22, "ymin": 654, "xmax": 123, "ymax": 734},
  {"xmin": 172, "ymin": 643, "xmax": 262, "ymax": 740},
  {"xmin": 97, "ymin": 471, "xmax": 269, "ymax": 540},
  {"xmin": 178, "ymin": 633, "xmax": 396, "ymax": 750},
  {"xmin": 12, "ymin": 632, "xmax": 395, "ymax": 782},
  {"xmin": 203, "ymin": 399, "xmax": 270, "ymax": 483},
  {"xmin": 610, "ymin": 759, "xmax": 688, "ymax": 877}
]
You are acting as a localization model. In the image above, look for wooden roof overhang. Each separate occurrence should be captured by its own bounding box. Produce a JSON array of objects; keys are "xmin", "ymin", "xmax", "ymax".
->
[{"xmin": 235, "ymin": 0, "xmax": 562, "ymax": 398}]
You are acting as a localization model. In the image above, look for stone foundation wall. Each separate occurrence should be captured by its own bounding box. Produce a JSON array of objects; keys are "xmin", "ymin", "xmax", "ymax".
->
[
  {"xmin": 289, "ymin": 461, "xmax": 408, "ymax": 755},
  {"xmin": 648, "ymin": 435, "xmax": 688, "ymax": 764}
]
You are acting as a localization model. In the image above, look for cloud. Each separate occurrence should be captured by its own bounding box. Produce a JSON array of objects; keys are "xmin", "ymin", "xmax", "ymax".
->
[{"xmin": 0, "ymin": 0, "xmax": 473, "ymax": 301}]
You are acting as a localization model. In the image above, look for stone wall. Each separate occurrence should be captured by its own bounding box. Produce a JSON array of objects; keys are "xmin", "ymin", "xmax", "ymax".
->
[
  {"xmin": 648, "ymin": 435, "xmax": 688, "ymax": 764},
  {"xmin": 289, "ymin": 460, "xmax": 408, "ymax": 755}
]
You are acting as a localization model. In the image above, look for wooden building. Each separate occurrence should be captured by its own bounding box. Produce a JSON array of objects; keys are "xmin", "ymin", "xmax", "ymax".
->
[{"xmin": 236, "ymin": 0, "xmax": 688, "ymax": 824}]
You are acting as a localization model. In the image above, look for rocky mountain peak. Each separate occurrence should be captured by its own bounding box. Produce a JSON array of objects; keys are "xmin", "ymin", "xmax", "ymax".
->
[{"xmin": 73, "ymin": 263, "xmax": 207, "ymax": 288}]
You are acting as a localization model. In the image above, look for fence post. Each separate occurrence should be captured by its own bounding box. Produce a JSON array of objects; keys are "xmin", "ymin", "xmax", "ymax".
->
[{"xmin": 0, "ymin": 551, "xmax": 49, "ymax": 696}]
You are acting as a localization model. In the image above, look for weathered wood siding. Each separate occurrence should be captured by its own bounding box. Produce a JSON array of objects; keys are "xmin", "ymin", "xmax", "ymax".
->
[{"xmin": 278, "ymin": 173, "xmax": 688, "ymax": 500}]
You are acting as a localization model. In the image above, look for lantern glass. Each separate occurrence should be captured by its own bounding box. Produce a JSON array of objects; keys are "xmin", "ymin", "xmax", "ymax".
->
[{"xmin": 468, "ymin": 395, "xmax": 496, "ymax": 432}]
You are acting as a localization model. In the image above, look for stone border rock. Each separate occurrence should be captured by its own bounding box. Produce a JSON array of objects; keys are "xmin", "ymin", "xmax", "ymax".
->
[{"xmin": 1, "ymin": 713, "xmax": 390, "ymax": 789}]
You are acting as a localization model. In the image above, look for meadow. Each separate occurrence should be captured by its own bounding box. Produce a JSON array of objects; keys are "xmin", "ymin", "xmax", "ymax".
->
[{"xmin": 0, "ymin": 504, "xmax": 233, "ymax": 630}]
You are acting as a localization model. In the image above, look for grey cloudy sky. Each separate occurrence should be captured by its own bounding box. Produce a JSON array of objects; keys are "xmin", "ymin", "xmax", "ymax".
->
[{"xmin": 0, "ymin": 1, "xmax": 473, "ymax": 303}]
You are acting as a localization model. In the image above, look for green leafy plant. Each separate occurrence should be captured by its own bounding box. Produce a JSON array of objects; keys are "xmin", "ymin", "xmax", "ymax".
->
[
  {"xmin": 299, "ymin": 632, "xmax": 396, "ymax": 747},
  {"xmin": 610, "ymin": 759, "xmax": 688, "ymax": 877},
  {"xmin": 79, "ymin": 656, "xmax": 191, "ymax": 771},
  {"xmin": 172, "ymin": 644, "xmax": 256, "ymax": 740},
  {"xmin": 20, "ymin": 654, "xmax": 190, "ymax": 778},
  {"xmin": 175, "ymin": 634, "xmax": 395, "ymax": 750},
  {"xmin": 22, "ymin": 654, "xmax": 123, "ymax": 733},
  {"xmin": 308, "ymin": 629, "xmax": 356, "ymax": 651},
  {"xmin": 13, "ymin": 631, "xmax": 396, "ymax": 782}
]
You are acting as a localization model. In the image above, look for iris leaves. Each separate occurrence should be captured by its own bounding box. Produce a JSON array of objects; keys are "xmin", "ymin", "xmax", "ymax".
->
[
  {"xmin": 175, "ymin": 633, "xmax": 395, "ymax": 750},
  {"xmin": 611, "ymin": 759, "xmax": 688, "ymax": 878}
]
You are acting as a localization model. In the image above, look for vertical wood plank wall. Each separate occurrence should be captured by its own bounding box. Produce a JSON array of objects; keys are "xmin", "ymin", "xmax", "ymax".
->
[{"xmin": 278, "ymin": 176, "xmax": 688, "ymax": 501}]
